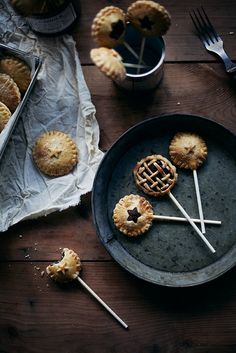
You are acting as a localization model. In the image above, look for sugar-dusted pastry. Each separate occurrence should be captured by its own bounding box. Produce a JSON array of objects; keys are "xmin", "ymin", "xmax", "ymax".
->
[
  {"xmin": 32, "ymin": 130, "xmax": 78, "ymax": 177},
  {"xmin": 0, "ymin": 101, "xmax": 11, "ymax": 132},
  {"xmin": 90, "ymin": 47, "xmax": 126, "ymax": 81},
  {"xmin": 169, "ymin": 132, "xmax": 208, "ymax": 170},
  {"xmin": 0, "ymin": 73, "xmax": 21, "ymax": 112},
  {"xmin": 133, "ymin": 154, "xmax": 177, "ymax": 197},
  {"xmin": 113, "ymin": 194, "xmax": 154, "ymax": 236},
  {"xmin": 91, "ymin": 6, "xmax": 126, "ymax": 48},
  {"xmin": 127, "ymin": 0, "xmax": 171, "ymax": 37},
  {"xmin": 46, "ymin": 248, "xmax": 81, "ymax": 283},
  {"xmin": 0, "ymin": 56, "xmax": 31, "ymax": 93}
]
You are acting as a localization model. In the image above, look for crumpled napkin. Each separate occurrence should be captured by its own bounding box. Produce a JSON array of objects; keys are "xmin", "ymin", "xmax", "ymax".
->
[{"xmin": 0, "ymin": 1, "xmax": 104, "ymax": 232}]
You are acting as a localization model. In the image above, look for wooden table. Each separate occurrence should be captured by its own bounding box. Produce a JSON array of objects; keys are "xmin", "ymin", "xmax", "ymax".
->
[{"xmin": 1, "ymin": 1, "xmax": 236, "ymax": 352}]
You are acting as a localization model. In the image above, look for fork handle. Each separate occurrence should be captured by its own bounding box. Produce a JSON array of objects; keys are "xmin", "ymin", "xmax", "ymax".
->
[{"xmin": 218, "ymin": 48, "xmax": 236, "ymax": 74}]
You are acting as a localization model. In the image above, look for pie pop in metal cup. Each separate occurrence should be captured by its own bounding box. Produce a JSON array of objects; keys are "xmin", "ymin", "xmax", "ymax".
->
[{"xmin": 114, "ymin": 24, "xmax": 165, "ymax": 91}]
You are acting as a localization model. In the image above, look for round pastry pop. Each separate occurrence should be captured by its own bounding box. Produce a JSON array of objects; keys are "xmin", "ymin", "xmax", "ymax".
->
[
  {"xmin": 91, "ymin": 6, "xmax": 146, "ymax": 67},
  {"xmin": 169, "ymin": 132, "xmax": 208, "ymax": 234},
  {"xmin": 133, "ymin": 154, "xmax": 215, "ymax": 253},
  {"xmin": 46, "ymin": 248, "xmax": 128, "ymax": 329},
  {"xmin": 127, "ymin": 0, "xmax": 171, "ymax": 73},
  {"xmin": 113, "ymin": 194, "xmax": 221, "ymax": 237}
]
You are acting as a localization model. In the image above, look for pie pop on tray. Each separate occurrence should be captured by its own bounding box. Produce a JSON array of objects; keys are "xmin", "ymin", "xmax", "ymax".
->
[
  {"xmin": 113, "ymin": 194, "xmax": 221, "ymax": 237},
  {"xmin": 169, "ymin": 132, "xmax": 208, "ymax": 234},
  {"xmin": 46, "ymin": 248, "xmax": 128, "ymax": 329},
  {"xmin": 90, "ymin": 1, "xmax": 171, "ymax": 81},
  {"xmin": 133, "ymin": 154, "xmax": 216, "ymax": 253}
]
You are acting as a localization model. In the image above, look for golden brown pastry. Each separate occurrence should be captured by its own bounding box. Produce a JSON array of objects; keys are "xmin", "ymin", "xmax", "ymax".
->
[
  {"xmin": 91, "ymin": 6, "xmax": 126, "ymax": 48},
  {"xmin": 0, "ymin": 101, "xmax": 11, "ymax": 132},
  {"xmin": 90, "ymin": 47, "xmax": 126, "ymax": 81},
  {"xmin": 127, "ymin": 0, "xmax": 171, "ymax": 37},
  {"xmin": 113, "ymin": 194, "xmax": 154, "ymax": 236},
  {"xmin": 32, "ymin": 130, "xmax": 78, "ymax": 177},
  {"xmin": 0, "ymin": 73, "xmax": 21, "ymax": 112},
  {"xmin": 169, "ymin": 132, "xmax": 208, "ymax": 170},
  {"xmin": 0, "ymin": 56, "xmax": 31, "ymax": 93},
  {"xmin": 133, "ymin": 154, "xmax": 177, "ymax": 197},
  {"xmin": 46, "ymin": 248, "xmax": 81, "ymax": 283}
]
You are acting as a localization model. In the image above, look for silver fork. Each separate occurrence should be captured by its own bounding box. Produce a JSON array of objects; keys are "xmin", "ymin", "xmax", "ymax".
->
[{"xmin": 190, "ymin": 7, "xmax": 236, "ymax": 75}]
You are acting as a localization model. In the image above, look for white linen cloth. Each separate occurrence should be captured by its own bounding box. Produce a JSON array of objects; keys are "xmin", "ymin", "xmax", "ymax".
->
[{"xmin": 0, "ymin": 1, "xmax": 104, "ymax": 231}]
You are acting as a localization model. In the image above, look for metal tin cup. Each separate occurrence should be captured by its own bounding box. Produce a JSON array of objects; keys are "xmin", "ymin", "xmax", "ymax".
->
[{"xmin": 115, "ymin": 25, "xmax": 165, "ymax": 91}]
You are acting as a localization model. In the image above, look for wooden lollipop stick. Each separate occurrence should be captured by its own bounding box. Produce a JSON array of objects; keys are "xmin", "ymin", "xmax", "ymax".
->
[
  {"xmin": 124, "ymin": 63, "xmax": 150, "ymax": 69},
  {"xmin": 77, "ymin": 276, "xmax": 128, "ymax": 329},
  {"xmin": 193, "ymin": 169, "xmax": 206, "ymax": 234},
  {"xmin": 123, "ymin": 41, "xmax": 147, "ymax": 65},
  {"xmin": 153, "ymin": 214, "xmax": 221, "ymax": 224},
  {"xmin": 168, "ymin": 192, "xmax": 216, "ymax": 253},
  {"xmin": 137, "ymin": 37, "xmax": 146, "ymax": 74}
]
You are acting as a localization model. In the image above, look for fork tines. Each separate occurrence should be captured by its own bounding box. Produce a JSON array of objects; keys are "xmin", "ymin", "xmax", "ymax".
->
[{"xmin": 190, "ymin": 7, "xmax": 220, "ymax": 45}]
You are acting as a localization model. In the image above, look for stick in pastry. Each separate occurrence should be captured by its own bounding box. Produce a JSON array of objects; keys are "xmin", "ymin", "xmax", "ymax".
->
[
  {"xmin": 133, "ymin": 154, "xmax": 216, "ymax": 253},
  {"xmin": 113, "ymin": 194, "xmax": 221, "ymax": 237},
  {"xmin": 46, "ymin": 248, "xmax": 128, "ymax": 329},
  {"xmin": 169, "ymin": 132, "xmax": 208, "ymax": 234}
]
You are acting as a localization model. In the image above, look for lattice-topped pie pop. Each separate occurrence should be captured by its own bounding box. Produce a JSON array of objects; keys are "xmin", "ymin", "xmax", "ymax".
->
[{"xmin": 133, "ymin": 154, "xmax": 177, "ymax": 197}]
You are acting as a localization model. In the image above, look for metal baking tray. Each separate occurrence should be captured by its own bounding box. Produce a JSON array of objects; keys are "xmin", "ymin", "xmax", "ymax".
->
[
  {"xmin": 92, "ymin": 113, "xmax": 236, "ymax": 287},
  {"xmin": 0, "ymin": 42, "xmax": 42, "ymax": 160}
]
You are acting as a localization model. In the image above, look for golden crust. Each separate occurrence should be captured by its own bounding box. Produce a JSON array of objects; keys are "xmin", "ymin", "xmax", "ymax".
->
[
  {"xmin": 32, "ymin": 130, "xmax": 78, "ymax": 177},
  {"xmin": 133, "ymin": 154, "xmax": 177, "ymax": 197},
  {"xmin": 91, "ymin": 6, "xmax": 126, "ymax": 48},
  {"xmin": 0, "ymin": 73, "xmax": 21, "ymax": 112},
  {"xmin": 169, "ymin": 132, "xmax": 208, "ymax": 170},
  {"xmin": 0, "ymin": 101, "xmax": 11, "ymax": 132},
  {"xmin": 46, "ymin": 248, "xmax": 81, "ymax": 283},
  {"xmin": 90, "ymin": 47, "xmax": 126, "ymax": 81},
  {"xmin": 127, "ymin": 0, "xmax": 171, "ymax": 37},
  {"xmin": 113, "ymin": 194, "xmax": 153, "ymax": 237},
  {"xmin": 0, "ymin": 56, "xmax": 31, "ymax": 93}
]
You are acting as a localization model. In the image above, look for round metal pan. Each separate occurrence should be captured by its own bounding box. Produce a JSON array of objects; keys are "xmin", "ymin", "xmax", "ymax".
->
[{"xmin": 92, "ymin": 113, "xmax": 236, "ymax": 287}]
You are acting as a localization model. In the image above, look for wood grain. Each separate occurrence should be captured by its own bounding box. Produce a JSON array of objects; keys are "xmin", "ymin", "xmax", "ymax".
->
[
  {"xmin": 1, "ymin": 1, "xmax": 236, "ymax": 352},
  {"xmin": 1, "ymin": 262, "xmax": 236, "ymax": 353},
  {"xmin": 76, "ymin": 0, "xmax": 236, "ymax": 64}
]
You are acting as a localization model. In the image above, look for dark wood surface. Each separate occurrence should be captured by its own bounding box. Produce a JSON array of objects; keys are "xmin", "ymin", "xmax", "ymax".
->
[{"xmin": 1, "ymin": 1, "xmax": 236, "ymax": 352}]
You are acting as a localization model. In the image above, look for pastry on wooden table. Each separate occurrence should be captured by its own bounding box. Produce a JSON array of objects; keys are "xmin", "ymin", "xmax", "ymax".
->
[
  {"xmin": 90, "ymin": 47, "xmax": 126, "ymax": 81},
  {"xmin": 0, "ymin": 56, "xmax": 31, "ymax": 93},
  {"xmin": 127, "ymin": 0, "xmax": 171, "ymax": 37},
  {"xmin": 169, "ymin": 132, "xmax": 207, "ymax": 170},
  {"xmin": 133, "ymin": 154, "xmax": 177, "ymax": 197},
  {"xmin": 0, "ymin": 101, "xmax": 11, "ymax": 132},
  {"xmin": 113, "ymin": 194, "xmax": 154, "ymax": 236},
  {"xmin": 0, "ymin": 73, "xmax": 21, "ymax": 112},
  {"xmin": 91, "ymin": 6, "xmax": 126, "ymax": 48},
  {"xmin": 46, "ymin": 248, "xmax": 81, "ymax": 283},
  {"xmin": 32, "ymin": 130, "xmax": 78, "ymax": 177}
]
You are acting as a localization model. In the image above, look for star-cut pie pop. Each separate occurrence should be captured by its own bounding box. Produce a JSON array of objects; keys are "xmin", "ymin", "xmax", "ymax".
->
[
  {"xmin": 133, "ymin": 154, "xmax": 216, "ymax": 253},
  {"xmin": 46, "ymin": 248, "xmax": 128, "ymax": 329},
  {"xmin": 113, "ymin": 194, "xmax": 221, "ymax": 237},
  {"xmin": 127, "ymin": 0, "xmax": 171, "ymax": 73},
  {"xmin": 169, "ymin": 132, "xmax": 208, "ymax": 234}
]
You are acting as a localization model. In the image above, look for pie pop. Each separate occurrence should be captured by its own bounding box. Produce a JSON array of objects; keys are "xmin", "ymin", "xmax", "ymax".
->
[
  {"xmin": 91, "ymin": 5, "xmax": 145, "ymax": 67},
  {"xmin": 113, "ymin": 194, "xmax": 221, "ymax": 237},
  {"xmin": 133, "ymin": 154, "xmax": 216, "ymax": 253},
  {"xmin": 127, "ymin": 0, "xmax": 171, "ymax": 73},
  {"xmin": 46, "ymin": 248, "xmax": 128, "ymax": 329},
  {"xmin": 169, "ymin": 132, "xmax": 208, "ymax": 234}
]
